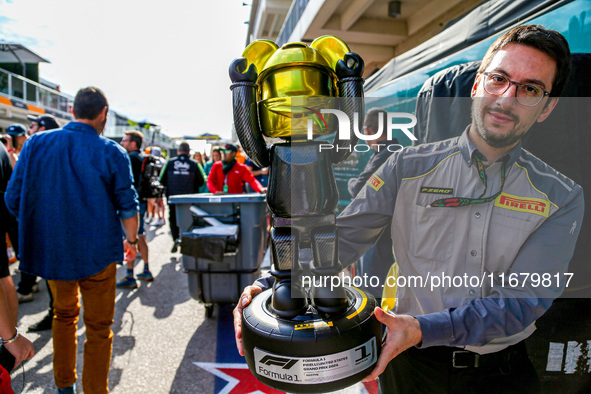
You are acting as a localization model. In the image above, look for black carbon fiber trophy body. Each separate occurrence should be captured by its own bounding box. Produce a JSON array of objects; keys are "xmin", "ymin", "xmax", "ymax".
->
[{"xmin": 229, "ymin": 36, "xmax": 381, "ymax": 393}]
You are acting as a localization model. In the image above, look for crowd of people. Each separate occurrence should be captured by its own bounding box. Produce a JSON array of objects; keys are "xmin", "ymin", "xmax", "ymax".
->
[
  {"xmin": 0, "ymin": 87, "xmax": 267, "ymax": 392},
  {"xmin": 1, "ymin": 21, "xmax": 580, "ymax": 394}
]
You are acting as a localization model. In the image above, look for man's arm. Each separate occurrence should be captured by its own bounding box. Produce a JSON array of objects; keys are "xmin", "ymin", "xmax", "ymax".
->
[
  {"xmin": 246, "ymin": 164, "xmax": 269, "ymax": 178},
  {"xmin": 121, "ymin": 214, "xmax": 139, "ymax": 261},
  {"xmin": 4, "ymin": 136, "xmax": 17, "ymax": 169},
  {"xmin": 113, "ymin": 149, "xmax": 140, "ymax": 261},
  {"xmin": 0, "ymin": 281, "xmax": 34, "ymax": 368},
  {"xmin": 207, "ymin": 164, "xmax": 221, "ymax": 193},
  {"xmin": 113, "ymin": 150, "xmax": 139, "ymax": 213},
  {"xmin": 338, "ymin": 152, "xmax": 402, "ymax": 268},
  {"xmin": 243, "ymin": 166, "xmax": 264, "ymax": 193}
]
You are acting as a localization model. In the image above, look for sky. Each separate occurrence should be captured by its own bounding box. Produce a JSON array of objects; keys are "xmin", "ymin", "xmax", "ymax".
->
[{"xmin": 0, "ymin": 0, "xmax": 253, "ymax": 139}]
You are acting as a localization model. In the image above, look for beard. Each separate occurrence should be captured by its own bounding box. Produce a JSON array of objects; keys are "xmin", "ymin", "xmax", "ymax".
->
[{"xmin": 471, "ymin": 100, "xmax": 528, "ymax": 148}]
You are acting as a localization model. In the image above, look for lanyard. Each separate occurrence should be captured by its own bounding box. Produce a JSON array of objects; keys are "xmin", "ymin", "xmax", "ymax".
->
[
  {"xmin": 429, "ymin": 153, "xmax": 507, "ymax": 208},
  {"xmin": 223, "ymin": 173, "xmax": 229, "ymax": 193}
]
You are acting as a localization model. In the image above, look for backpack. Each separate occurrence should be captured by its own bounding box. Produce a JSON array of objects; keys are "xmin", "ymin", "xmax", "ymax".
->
[{"xmin": 138, "ymin": 155, "xmax": 164, "ymax": 199}]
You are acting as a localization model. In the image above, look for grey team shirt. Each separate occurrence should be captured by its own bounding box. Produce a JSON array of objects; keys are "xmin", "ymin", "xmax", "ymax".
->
[{"xmin": 338, "ymin": 129, "xmax": 584, "ymax": 354}]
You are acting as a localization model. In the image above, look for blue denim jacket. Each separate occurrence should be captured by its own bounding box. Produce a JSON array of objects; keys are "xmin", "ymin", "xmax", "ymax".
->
[{"xmin": 5, "ymin": 122, "xmax": 138, "ymax": 280}]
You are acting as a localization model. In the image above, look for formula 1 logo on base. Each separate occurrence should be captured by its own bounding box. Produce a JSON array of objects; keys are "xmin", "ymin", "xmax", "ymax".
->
[{"xmin": 253, "ymin": 337, "xmax": 377, "ymax": 385}]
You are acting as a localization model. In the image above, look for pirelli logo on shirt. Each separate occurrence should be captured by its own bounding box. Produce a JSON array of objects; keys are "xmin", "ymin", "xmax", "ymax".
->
[
  {"xmin": 367, "ymin": 174, "xmax": 385, "ymax": 191},
  {"xmin": 494, "ymin": 193, "xmax": 550, "ymax": 218},
  {"xmin": 420, "ymin": 186, "xmax": 453, "ymax": 195}
]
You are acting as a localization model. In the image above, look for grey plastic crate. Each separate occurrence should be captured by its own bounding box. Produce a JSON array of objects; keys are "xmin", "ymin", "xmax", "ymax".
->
[{"xmin": 169, "ymin": 193, "xmax": 268, "ymax": 308}]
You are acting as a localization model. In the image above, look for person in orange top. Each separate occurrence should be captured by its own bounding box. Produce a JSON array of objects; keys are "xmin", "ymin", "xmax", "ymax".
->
[
  {"xmin": 207, "ymin": 144, "xmax": 265, "ymax": 194},
  {"xmin": 235, "ymin": 144, "xmax": 246, "ymax": 164}
]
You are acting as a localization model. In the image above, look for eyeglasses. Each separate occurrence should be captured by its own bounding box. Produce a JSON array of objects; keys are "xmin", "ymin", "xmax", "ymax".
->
[{"xmin": 482, "ymin": 72, "xmax": 550, "ymax": 107}]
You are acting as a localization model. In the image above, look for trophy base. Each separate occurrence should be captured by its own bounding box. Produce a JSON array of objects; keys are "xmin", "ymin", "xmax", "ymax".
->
[{"xmin": 242, "ymin": 286, "xmax": 382, "ymax": 393}]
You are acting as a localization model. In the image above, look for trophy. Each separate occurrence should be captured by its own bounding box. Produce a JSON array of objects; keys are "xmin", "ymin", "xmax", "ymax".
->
[{"xmin": 229, "ymin": 36, "xmax": 381, "ymax": 393}]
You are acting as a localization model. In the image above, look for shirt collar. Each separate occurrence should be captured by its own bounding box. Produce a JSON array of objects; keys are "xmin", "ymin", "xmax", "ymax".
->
[
  {"xmin": 458, "ymin": 125, "xmax": 522, "ymax": 167},
  {"xmin": 63, "ymin": 121, "xmax": 98, "ymax": 134}
]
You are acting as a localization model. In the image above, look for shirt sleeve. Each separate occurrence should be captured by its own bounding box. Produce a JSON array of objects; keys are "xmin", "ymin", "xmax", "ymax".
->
[
  {"xmin": 254, "ymin": 273, "xmax": 276, "ymax": 290},
  {"xmin": 348, "ymin": 151, "xmax": 392, "ymax": 198},
  {"xmin": 416, "ymin": 184, "xmax": 585, "ymax": 347},
  {"xmin": 337, "ymin": 152, "xmax": 402, "ymax": 268},
  {"xmin": 113, "ymin": 148, "xmax": 139, "ymax": 219}
]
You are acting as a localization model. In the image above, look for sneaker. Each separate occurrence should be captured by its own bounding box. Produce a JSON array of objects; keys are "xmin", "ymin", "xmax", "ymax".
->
[
  {"xmin": 171, "ymin": 240, "xmax": 181, "ymax": 253},
  {"xmin": 32, "ymin": 284, "xmax": 40, "ymax": 293},
  {"xmin": 28, "ymin": 312, "xmax": 53, "ymax": 332},
  {"xmin": 145, "ymin": 215, "xmax": 152, "ymax": 223},
  {"xmin": 18, "ymin": 292, "xmax": 34, "ymax": 303},
  {"xmin": 137, "ymin": 271, "xmax": 154, "ymax": 282},
  {"xmin": 116, "ymin": 277, "xmax": 138, "ymax": 289},
  {"xmin": 57, "ymin": 384, "xmax": 76, "ymax": 393},
  {"xmin": 151, "ymin": 218, "xmax": 165, "ymax": 226}
]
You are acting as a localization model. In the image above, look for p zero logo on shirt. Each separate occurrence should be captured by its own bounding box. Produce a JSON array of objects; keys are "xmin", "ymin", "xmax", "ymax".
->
[
  {"xmin": 420, "ymin": 186, "xmax": 453, "ymax": 195},
  {"xmin": 367, "ymin": 174, "xmax": 385, "ymax": 191},
  {"xmin": 494, "ymin": 193, "xmax": 550, "ymax": 217}
]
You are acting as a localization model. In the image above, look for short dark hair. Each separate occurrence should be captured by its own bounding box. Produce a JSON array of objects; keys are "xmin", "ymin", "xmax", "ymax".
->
[
  {"xmin": 124, "ymin": 130, "xmax": 144, "ymax": 149},
  {"xmin": 478, "ymin": 25, "xmax": 571, "ymax": 97},
  {"xmin": 178, "ymin": 141, "xmax": 190, "ymax": 154},
  {"xmin": 73, "ymin": 87, "xmax": 109, "ymax": 120}
]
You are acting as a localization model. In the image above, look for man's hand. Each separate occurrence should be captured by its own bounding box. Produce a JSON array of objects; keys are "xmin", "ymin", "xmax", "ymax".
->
[
  {"xmin": 5, "ymin": 334, "xmax": 35, "ymax": 368},
  {"xmin": 215, "ymin": 191, "xmax": 226, "ymax": 195},
  {"xmin": 362, "ymin": 307, "xmax": 423, "ymax": 382},
  {"xmin": 123, "ymin": 239, "xmax": 138, "ymax": 262},
  {"xmin": 233, "ymin": 285, "xmax": 263, "ymax": 356},
  {"xmin": 2, "ymin": 134, "xmax": 14, "ymax": 151}
]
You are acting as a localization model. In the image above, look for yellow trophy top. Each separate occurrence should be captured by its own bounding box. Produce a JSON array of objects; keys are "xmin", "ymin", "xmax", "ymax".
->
[{"xmin": 241, "ymin": 36, "xmax": 351, "ymax": 139}]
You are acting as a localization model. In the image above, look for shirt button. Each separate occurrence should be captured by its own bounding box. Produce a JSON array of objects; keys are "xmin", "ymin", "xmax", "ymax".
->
[
  {"xmin": 471, "ymin": 250, "xmax": 477, "ymax": 256},
  {"xmin": 469, "ymin": 289, "xmax": 476, "ymax": 295},
  {"xmin": 475, "ymin": 212, "xmax": 481, "ymax": 219}
]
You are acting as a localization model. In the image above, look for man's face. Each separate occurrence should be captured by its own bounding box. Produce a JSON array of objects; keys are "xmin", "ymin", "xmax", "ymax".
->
[
  {"xmin": 364, "ymin": 126, "xmax": 387, "ymax": 150},
  {"xmin": 471, "ymin": 43, "xmax": 558, "ymax": 150},
  {"xmin": 28, "ymin": 122, "xmax": 40, "ymax": 135},
  {"xmin": 120, "ymin": 135, "xmax": 135, "ymax": 152},
  {"xmin": 223, "ymin": 150, "xmax": 237, "ymax": 162}
]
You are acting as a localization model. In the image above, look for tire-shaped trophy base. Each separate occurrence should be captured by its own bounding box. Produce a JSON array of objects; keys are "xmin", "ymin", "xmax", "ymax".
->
[{"xmin": 242, "ymin": 286, "xmax": 381, "ymax": 393}]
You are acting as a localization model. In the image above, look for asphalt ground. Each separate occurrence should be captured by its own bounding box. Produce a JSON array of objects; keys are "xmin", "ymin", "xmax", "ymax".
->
[
  {"xmin": 10, "ymin": 216, "xmax": 217, "ymax": 393},
  {"xmin": 8, "ymin": 210, "xmax": 375, "ymax": 394}
]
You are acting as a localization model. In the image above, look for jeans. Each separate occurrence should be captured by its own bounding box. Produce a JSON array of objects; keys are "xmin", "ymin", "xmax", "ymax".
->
[
  {"xmin": 48, "ymin": 263, "xmax": 116, "ymax": 393},
  {"xmin": 17, "ymin": 272, "xmax": 37, "ymax": 294}
]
